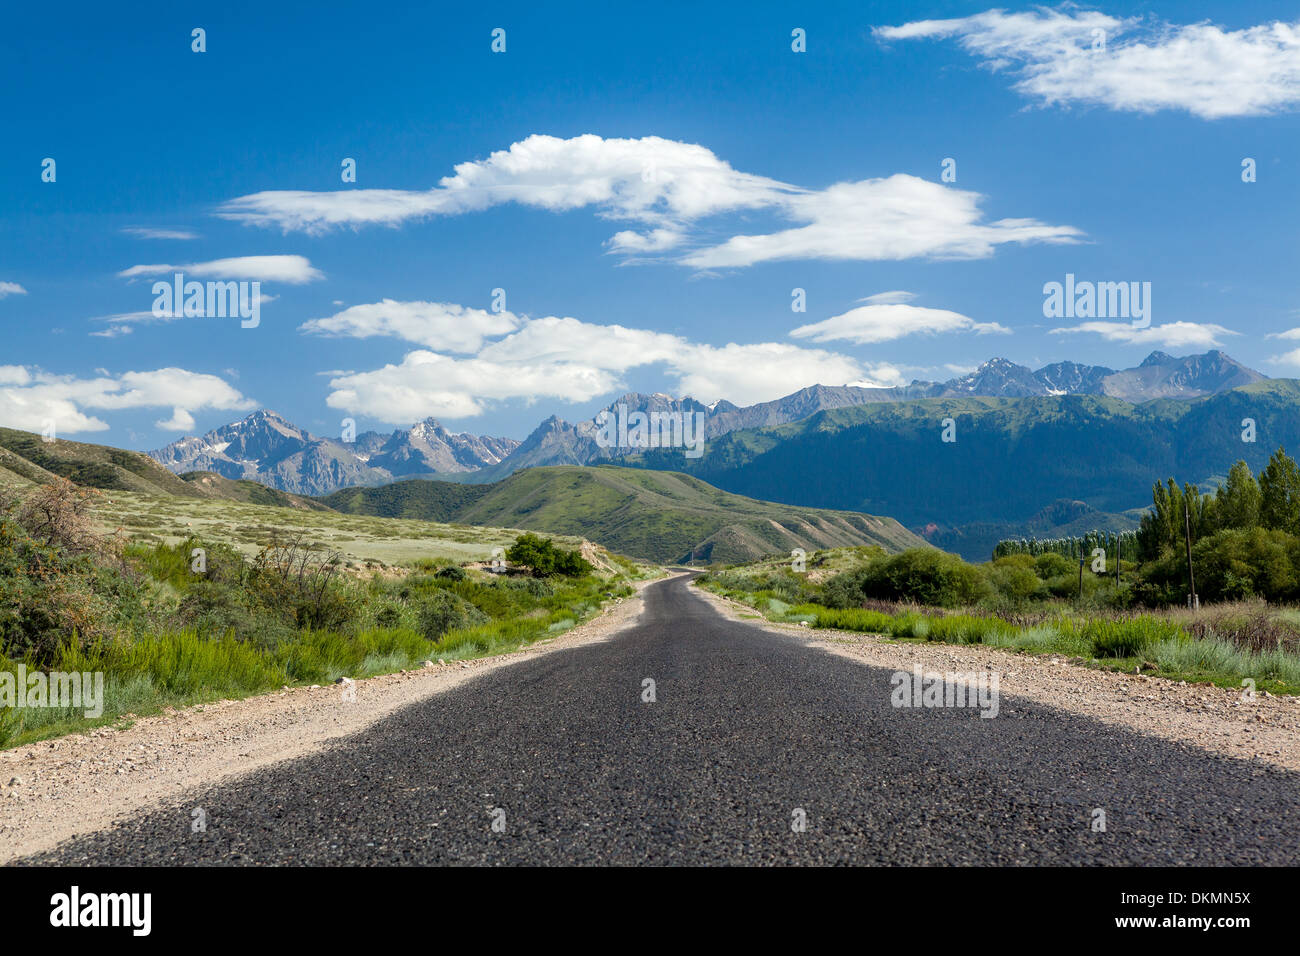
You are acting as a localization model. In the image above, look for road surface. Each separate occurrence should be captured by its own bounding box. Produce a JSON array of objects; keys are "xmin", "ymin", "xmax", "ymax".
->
[{"xmin": 20, "ymin": 575, "xmax": 1300, "ymax": 865}]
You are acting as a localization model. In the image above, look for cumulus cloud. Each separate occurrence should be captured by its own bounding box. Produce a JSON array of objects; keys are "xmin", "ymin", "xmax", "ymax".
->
[
  {"xmin": 312, "ymin": 301, "xmax": 868, "ymax": 421},
  {"xmin": 1049, "ymin": 320, "xmax": 1235, "ymax": 348},
  {"xmin": 875, "ymin": 9, "xmax": 1300, "ymax": 119},
  {"xmin": 118, "ymin": 255, "xmax": 323, "ymax": 284},
  {"xmin": 791, "ymin": 298, "xmax": 1009, "ymax": 345},
  {"xmin": 217, "ymin": 134, "xmax": 1080, "ymax": 266},
  {"xmin": 0, "ymin": 281, "xmax": 27, "ymax": 299},
  {"xmin": 0, "ymin": 367, "xmax": 254, "ymax": 434},
  {"xmin": 300, "ymin": 300, "xmax": 521, "ymax": 353},
  {"xmin": 670, "ymin": 343, "xmax": 862, "ymax": 405}
]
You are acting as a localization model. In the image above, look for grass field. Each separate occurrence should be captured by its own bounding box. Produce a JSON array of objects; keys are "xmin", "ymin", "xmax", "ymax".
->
[
  {"xmin": 88, "ymin": 488, "xmax": 591, "ymax": 569},
  {"xmin": 698, "ymin": 554, "xmax": 1300, "ymax": 697}
]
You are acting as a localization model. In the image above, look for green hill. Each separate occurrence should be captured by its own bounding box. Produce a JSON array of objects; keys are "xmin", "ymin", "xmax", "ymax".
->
[
  {"xmin": 322, "ymin": 478, "xmax": 492, "ymax": 520},
  {"xmin": 0, "ymin": 430, "xmax": 326, "ymax": 510},
  {"xmin": 0, "ymin": 428, "xmax": 203, "ymax": 497},
  {"xmin": 178, "ymin": 472, "xmax": 332, "ymax": 511},
  {"xmin": 322, "ymin": 465, "xmax": 925, "ymax": 564}
]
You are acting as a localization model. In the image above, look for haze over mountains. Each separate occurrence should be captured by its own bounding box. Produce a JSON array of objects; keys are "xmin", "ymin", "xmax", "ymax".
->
[{"xmin": 149, "ymin": 350, "xmax": 1266, "ymax": 497}]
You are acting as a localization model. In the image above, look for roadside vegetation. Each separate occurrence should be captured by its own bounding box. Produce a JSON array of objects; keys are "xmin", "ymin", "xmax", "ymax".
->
[
  {"xmin": 0, "ymin": 479, "xmax": 643, "ymax": 748},
  {"xmin": 697, "ymin": 451, "xmax": 1300, "ymax": 697}
]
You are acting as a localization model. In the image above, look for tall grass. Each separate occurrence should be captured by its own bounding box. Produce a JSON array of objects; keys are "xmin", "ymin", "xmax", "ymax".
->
[
  {"xmin": 1, "ymin": 573, "xmax": 632, "ymax": 749},
  {"xmin": 706, "ymin": 578, "xmax": 1300, "ymax": 695}
]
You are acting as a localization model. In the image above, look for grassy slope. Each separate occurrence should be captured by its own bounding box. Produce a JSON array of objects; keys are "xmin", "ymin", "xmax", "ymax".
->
[
  {"xmin": 447, "ymin": 465, "xmax": 925, "ymax": 563},
  {"xmin": 91, "ymin": 488, "xmax": 576, "ymax": 567},
  {"xmin": 322, "ymin": 478, "xmax": 492, "ymax": 520},
  {"xmin": 179, "ymin": 471, "xmax": 331, "ymax": 510},
  {"xmin": 0, "ymin": 428, "xmax": 204, "ymax": 497}
]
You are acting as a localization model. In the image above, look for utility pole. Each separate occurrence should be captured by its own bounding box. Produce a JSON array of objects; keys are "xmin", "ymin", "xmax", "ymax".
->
[{"xmin": 1183, "ymin": 501, "xmax": 1198, "ymax": 610}]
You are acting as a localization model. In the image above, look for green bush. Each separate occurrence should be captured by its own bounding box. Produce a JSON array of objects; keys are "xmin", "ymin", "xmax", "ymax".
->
[
  {"xmin": 505, "ymin": 533, "xmax": 593, "ymax": 577},
  {"xmin": 858, "ymin": 548, "xmax": 988, "ymax": 608},
  {"xmin": 416, "ymin": 589, "xmax": 489, "ymax": 640}
]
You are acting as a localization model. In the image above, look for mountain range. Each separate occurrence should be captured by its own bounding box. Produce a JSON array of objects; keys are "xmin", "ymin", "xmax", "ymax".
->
[
  {"xmin": 147, "ymin": 350, "xmax": 1267, "ymax": 497},
  {"xmin": 0, "ymin": 426, "xmax": 922, "ymax": 564},
  {"xmin": 151, "ymin": 410, "xmax": 519, "ymax": 496}
]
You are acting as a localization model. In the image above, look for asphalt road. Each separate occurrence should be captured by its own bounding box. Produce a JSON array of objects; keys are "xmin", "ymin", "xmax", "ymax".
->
[{"xmin": 21, "ymin": 576, "xmax": 1300, "ymax": 865}]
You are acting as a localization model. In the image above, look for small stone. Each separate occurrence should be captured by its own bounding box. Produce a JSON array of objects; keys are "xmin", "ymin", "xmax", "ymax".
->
[{"xmin": 8, "ymin": 777, "xmax": 23, "ymax": 787}]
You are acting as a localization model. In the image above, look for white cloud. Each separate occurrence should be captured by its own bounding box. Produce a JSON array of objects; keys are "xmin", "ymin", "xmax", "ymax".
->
[
  {"xmin": 671, "ymin": 343, "xmax": 863, "ymax": 405},
  {"xmin": 315, "ymin": 303, "xmax": 868, "ymax": 421},
  {"xmin": 155, "ymin": 407, "xmax": 196, "ymax": 431},
  {"xmin": 859, "ymin": 290, "xmax": 915, "ymax": 305},
  {"xmin": 325, "ymin": 351, "xmax": 623, "ymax": 421},
  {"xmin": 300, "ymin": 300, "xmax": 521, "ymax": 352},
  {"xmin": 118, "ymin": 255, "xmax": 323, "ymax": 284},
  {"xmin": 476, "ymin": 316, "xmax": 685, "ymax": 371},
  {"xmin": 1268, "ymin": 349, "xmax": 1300, "ymax": 369},
  {"xmin": 122, "ymin": 227, "xmax": 200, "ymax": 240},
  {"xmin": 219, "ymin": 135, "xmax": 789, "ymax": 236},
  {"xmin": 89, "ymin": 326, "xmax": 134, "ymax": 339},
  {"xmin": 682, "ymin": 176, "xmax": 1080, "ymax": 268},
  {"xmin": 876, "ymin": 9, "xmax": 1300, "ymax": 119},
  {"xmin": 607, "ymin": 228, "xmax": 687, "ymax": 254},
  {"xmin": 0, "ymin": 367, "xmax": 254, "ymax": 434},
  {"xmin": 217, "ymin": 134, "xmax": 1080, "ymax": 266},
  {"xmin": 0, "ymin": 281, "xmax": 27, "ymax": 299},
  {"xmin": 791, "ymin": 299, "xmax": 1010, "ymax": 345},
  {"xmin": 1049, "ymin": 320, "xmax": 1235, "ymax": 348},
  {"xmin": 847, "ymin": 363, "xmax": 911, "ymax": 388}
]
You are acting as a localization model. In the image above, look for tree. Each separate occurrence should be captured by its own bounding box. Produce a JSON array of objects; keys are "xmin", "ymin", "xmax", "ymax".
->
[
  {"xmin": 1259, "ymin": 447, "xmax": 1300, "ymax": 533},
  {"xmin": 1214, "ymin": 460, "xmax": 1261, "ymax": 531},
  {"xmin": 1137, "ymin": 475, "xmax": 1220, "ymax": 562},
  {"xmin": 505, "ymin": 533, "xmax": 592, "ymax": 577}
]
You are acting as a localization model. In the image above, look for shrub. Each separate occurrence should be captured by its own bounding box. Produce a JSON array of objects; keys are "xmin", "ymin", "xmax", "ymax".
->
[
  {"xmin": 858, "ymin": 548, "xmax": 988, "ymax": 608},
  {"xmin": 416, "ymin": 589, "xmax": 489, "ymax": 640}
]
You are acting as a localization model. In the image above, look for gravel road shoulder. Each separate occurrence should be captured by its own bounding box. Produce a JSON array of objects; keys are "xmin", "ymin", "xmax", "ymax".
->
[
  {"xmin": 694, "ymin": 584, "xmax": 1300, "ymax": 773},
  {"xmin": 0, "ymin": 580, "xmax": 658, "ymax": 863}
]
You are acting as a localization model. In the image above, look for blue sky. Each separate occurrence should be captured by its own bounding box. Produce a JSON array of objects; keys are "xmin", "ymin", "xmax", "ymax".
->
[{"xmin": 2, "ymin": 0, "xmax": 1298, "ymax": 449}]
